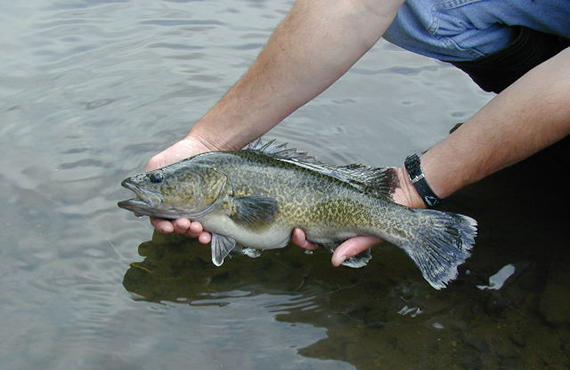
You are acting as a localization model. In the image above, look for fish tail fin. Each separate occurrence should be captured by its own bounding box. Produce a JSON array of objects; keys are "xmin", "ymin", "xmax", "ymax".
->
[{"xmin": 401, "ymin": 210, "xmax": 477, "ymax": 289}]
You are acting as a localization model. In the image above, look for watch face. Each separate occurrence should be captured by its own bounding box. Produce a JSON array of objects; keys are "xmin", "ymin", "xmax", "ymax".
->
[{"xmin": 405, "ymin": 154, "xmax": 422, "ymax": 178}]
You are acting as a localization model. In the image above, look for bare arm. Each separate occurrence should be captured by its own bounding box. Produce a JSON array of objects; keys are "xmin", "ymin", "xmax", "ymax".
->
[
  {"xmin": 187, "ymin": 0, "xmax": 405, "ymax": 152},
  {"xmin": 328, "ymin": 47, "xmax": 570, "ymax": 265},
  {"xmin": 421, "ymin": 47, "xmax": 570, "ymax": 199},
  {"xmin": 147, "ymin": 0, "xmax": 405, "ymax": 234}
]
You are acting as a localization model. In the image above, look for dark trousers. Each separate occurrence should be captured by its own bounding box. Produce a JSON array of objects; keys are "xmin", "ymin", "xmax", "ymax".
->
[{"xmin": 450, "ymin": 27, "xmax": 570, "ymax": 94}]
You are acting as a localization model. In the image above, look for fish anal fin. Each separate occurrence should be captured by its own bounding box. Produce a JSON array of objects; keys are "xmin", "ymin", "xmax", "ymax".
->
[
  {"xmin": 316, "ymin": 241, "xmax": 372, "ymax": 269},
  {"xmin": 342, "ymin": 248, "xmax": 372, "ymax": 268}
]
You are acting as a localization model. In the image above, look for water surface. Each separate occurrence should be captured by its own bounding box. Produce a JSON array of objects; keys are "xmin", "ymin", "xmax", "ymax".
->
[{"xmin": 2, "ymin": 1, "xmax": 569, "ymax": 369}]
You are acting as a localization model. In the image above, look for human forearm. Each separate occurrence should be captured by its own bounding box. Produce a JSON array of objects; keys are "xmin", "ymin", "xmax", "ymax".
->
[
  {"xmin": 420, "ymin": 47, "xmax": 570, "ymax": 199},
  {"xmin": 321, "ymin": 47, "xmax": 570, "ymax": 267},
  {"xmin": 189, "ymin": 0, "xmax": 404, "ymax": 151},
  {"xmin": 147, "ymin": 0, "xmax": 404, "ymax": 236}
]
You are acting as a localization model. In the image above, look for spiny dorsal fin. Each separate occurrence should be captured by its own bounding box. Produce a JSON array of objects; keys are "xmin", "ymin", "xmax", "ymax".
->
[
  {"xmin": 245, "ymin": 139, "xmax": 398, "ymax": 199},
  {"xmin": 245, "ymin": 138, "xmax": 317, "ymax": 162}
]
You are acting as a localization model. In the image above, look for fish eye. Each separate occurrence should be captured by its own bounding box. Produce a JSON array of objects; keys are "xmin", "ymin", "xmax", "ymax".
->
[{"xmin": 149, "ymin": 172, "xmax": 165, "ymax": 184}]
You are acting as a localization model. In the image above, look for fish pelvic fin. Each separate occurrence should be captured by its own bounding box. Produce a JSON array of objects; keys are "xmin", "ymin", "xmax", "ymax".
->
[
  {"xmin": 211, "ymin": 234, "xmax": 238, "ymax": 266},
  {"xmin": 230, "ymin": 195, "xmax": 278, "ymax": 229},
  {"xmin": 402, "ymin": 210, "xmax": 477, "ymax": 290}
]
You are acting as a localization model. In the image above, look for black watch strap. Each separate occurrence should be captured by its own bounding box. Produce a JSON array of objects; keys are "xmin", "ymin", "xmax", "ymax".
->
[{"xmin": 404, "ymin": 154, "xmax": 441, "ymax": 208}]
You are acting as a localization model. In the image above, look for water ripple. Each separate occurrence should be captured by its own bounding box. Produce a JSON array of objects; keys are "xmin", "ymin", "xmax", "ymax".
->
[
  {"xmin": 3, "ymin": 0, "xmax": 546, "ymax": 369},
  {"xmin": 140, "ymin": 19, "xmax": 225, "ymax": 27}
]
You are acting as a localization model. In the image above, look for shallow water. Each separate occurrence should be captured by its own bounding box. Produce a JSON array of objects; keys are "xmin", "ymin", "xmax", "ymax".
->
[{"xmin": 1, "ymin": 1, "xmax": 569, "ymax": 369}]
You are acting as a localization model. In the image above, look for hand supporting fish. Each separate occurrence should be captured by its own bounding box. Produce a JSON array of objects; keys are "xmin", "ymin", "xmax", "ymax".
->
[{"xmin": 119, "ymin": 140, "xmax": 477, "ymax": 289}]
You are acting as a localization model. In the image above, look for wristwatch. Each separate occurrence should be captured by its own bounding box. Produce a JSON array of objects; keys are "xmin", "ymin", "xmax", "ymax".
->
[{"xmin": 404, "ymin": 153, "xmax": 441, "ymax": 208}]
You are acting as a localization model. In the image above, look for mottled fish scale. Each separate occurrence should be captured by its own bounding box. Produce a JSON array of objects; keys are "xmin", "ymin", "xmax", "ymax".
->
[{"xmin": 118, "ymin": 140, "xmax": 477, "ymax": 289}]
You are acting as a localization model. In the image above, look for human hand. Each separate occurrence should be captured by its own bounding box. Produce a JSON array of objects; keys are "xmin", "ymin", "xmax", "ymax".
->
[
  {"xmin": 145, "ymin": 136, "xmax": 219, "ymax": 243},
  {"xmin": 293, "ymin": 166, "xmax": 426, "ymax": 266}
]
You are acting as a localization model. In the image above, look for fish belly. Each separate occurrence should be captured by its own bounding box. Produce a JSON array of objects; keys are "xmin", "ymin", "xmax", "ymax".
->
[
  {"xmin": 200, "ymin": 213, "xmax": 291, "ymax": 250},
  {"xmin": 304, "ymin": 228, "xmax": 359, "ymax": 246}
]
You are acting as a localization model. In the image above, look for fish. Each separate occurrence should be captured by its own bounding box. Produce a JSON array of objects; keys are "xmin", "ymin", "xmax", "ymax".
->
[{"xmin": 118, "ymin": 139, "xmax": 477, "ymax": 289}]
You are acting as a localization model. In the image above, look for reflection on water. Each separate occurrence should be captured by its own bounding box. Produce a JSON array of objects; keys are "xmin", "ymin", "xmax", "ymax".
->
[
  {"xmin": 1, "ymin": 0, "xmax": 569, "ymax": 369},
  {"xmin": 122, "ymin": 139, "xmax": 570, "ymax": 369},
  {"xmin": 476, "ymin": 264, "xmax": 516, "ymax": 291}
]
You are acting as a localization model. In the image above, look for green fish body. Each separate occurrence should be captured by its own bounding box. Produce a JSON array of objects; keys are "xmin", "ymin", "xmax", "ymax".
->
[{"xmin": 119, "ymin": 140, "xmax": 477, "ymax": 289}]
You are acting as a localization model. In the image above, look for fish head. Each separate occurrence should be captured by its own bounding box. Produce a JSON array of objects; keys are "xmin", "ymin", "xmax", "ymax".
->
[{"xmin": 118, "ymin": 159, "xmax": 229, "ymax": 220}]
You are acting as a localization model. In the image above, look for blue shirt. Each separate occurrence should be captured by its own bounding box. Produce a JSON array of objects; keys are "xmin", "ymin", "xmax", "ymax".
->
[{"xmin": 384, "ymin": 0, "xmax": 570, "ymax": 61}]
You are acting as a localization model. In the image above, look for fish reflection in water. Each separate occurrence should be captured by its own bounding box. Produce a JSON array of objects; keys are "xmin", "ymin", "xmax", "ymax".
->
[
  {"xmin": 121, "ymin": 138, "xmax": 570, "ymax": 369},
  {"xmin": 121, "ymin": 231, "xmax": 466, "ymax": 368}
]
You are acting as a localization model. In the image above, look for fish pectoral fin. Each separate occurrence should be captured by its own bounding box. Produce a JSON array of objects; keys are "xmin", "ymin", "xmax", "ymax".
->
[
  {"xmin": 211, "ymin": 233, "xmax": 238, "ymax": 266},
  {"xmin": 316, "ymin": 241, "xmax": 372, "ymax": 268},
  {"xmin": 230, "ymin": 195, "xmax": 278, "ymax": 228}
]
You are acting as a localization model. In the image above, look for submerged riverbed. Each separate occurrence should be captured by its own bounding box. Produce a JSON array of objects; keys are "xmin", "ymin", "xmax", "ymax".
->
[{"xmin": 1, "ymin": 1, "xmax": 569, "ymax": 369}]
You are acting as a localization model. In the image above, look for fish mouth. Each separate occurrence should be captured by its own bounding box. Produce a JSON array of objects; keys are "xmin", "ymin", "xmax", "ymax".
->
[
  {"xmin": 118, "ymin": 178, "xmax": 166, "ymax": 217},
  {"xmin": 118, "ymin": 178, "xmax": 218, "ymax": 220}
]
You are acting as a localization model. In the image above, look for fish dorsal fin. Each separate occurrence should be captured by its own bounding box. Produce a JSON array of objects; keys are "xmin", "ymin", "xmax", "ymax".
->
[
  {"xmin": 245, "ymin": 138, "xmax": 317, "ymax": 162},
  {"xmin": 331, "ymin": 164, "xmax": 398, "ymax": 199},
  {"xmin": 294, "ymin": 162, "xmax": 398, "ymax": 198},
  {"xmin": 245, "ymin": 139, "xmax": 398, "ymax": 199}
]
